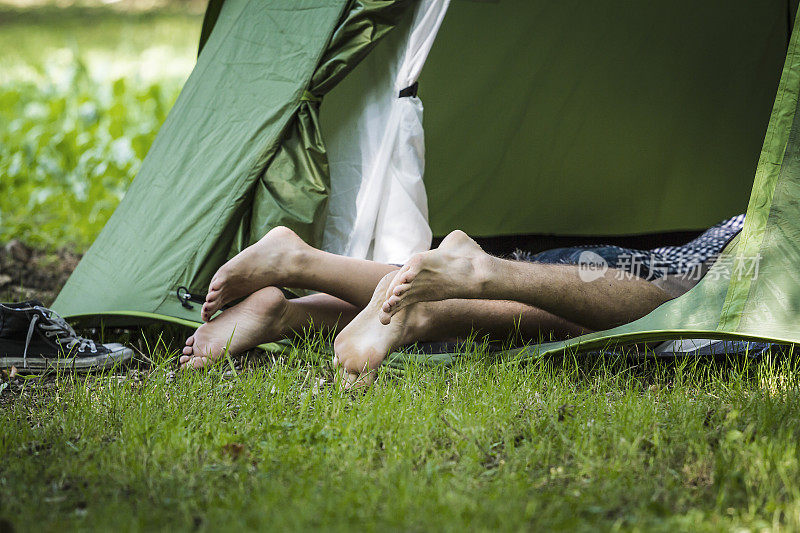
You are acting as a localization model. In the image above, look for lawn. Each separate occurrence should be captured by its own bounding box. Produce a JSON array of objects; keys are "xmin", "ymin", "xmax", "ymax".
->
[
  {"xmin": 5, "ymin": 348, "xmax": 800, "ymax": 531},
  {"xmin": 3, "ymin": 4, "xmax": 800, "ymax": 532}
]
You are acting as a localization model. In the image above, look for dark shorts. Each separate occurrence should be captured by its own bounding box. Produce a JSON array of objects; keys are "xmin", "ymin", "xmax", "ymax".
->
[{"xmin": 515, "ymin": 245, "xmax": 661, "ymax": 279}]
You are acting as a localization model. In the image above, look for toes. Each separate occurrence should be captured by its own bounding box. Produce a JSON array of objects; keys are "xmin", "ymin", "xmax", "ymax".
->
[
  {"xmin": 342, "ymin": 369, "xmax": 375, "ymax": 389},
  {"xmin": 340, "ymin": 369, "xmax": 357, "ymax": 387},
  {"xmin": 182, "ymin": 346, "xmax": 193, "ymax": 355},
  {"xmin": 206, "ymin": 290, "xmax": 220, "ymax": 303},
  {"xmin": 385, "ymin": 268, "xmax": 408, "ymax": 299},
  {"xmin": 202, "ymin": 301, "xmax": 222, "ymax": 321},
  {"xmin": 399, "ymin": 270, "xmax": 416, "ymax": 284},
  {"xmin": 360, "ymin": 371, "xmax": 376, "ymax": 387},
  {"xmin": 333, "ymin": 353, "xmax": 371, "ymax": 388},
  {"xmin": 380, "ymin": 295, "xmax": 403, "ymax": 316},
  {"xmin": 381, "ymin": 293, "xmax": 414, "ymax": 320},
  {"xmin": 185, "ymin": 335, "xmax": 195, "ymax": 346},
  {"xmin": 392, "ymin": 283, "xmax": 411, "ymax": 297},
  {"xmin": 383, "ymin": 262, "xmax": 419, "ymax": 302},
  {"xmin": 385, "ymin": 295, "xmax": 401, "ymax": 309},
  {"xmin": 191, "ymin": 356, "xmax": 209, "ymax": 369},
  {"xmin": 203, "ymin": 298, "xmax": 219, "ymax": 321}
]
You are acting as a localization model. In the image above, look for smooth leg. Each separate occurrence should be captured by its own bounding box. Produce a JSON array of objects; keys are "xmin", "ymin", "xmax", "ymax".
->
[
  {"xmin": 182, "ymin": 289, "xmax": 359, "ymax": 368},
  {"xmin": 203, "ymin": 226, "xmax": 399, "ymax": 320},
  {"xmin": 186, "ymin": 282, "xmax": 589, "ymax": 373}
]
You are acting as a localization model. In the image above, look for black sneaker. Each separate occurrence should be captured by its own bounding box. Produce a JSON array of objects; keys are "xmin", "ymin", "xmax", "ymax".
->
[{"xmin": 0, "ymin": 301, "xmax": 133, "ymax": 371}]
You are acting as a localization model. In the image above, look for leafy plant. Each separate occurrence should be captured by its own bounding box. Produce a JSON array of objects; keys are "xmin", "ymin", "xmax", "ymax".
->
[
  {"xmin": 0, "ymin": 57, "xmax": 183, "ymax": 250},
  {"xmin": 0, "ymin": 8, "xmax": 200, "ymax": 252}
]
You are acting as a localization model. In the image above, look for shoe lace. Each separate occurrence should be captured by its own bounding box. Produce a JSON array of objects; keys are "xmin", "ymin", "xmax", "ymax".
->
[
  {"xmin": 23, "ymin": 314, "xmax": 38, "ymax": 369},
  {"xmin": 22, "ymin": 307, "xmax": 98, "ymax": 368}
]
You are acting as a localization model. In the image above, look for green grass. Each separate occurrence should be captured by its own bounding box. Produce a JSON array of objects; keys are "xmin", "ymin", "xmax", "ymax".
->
[
  {"xmin": 3, "ymin": 346, "xmax": 800, "ymax": 531},
  {"xmin": 4, "ymin": 6, "xmax": 800, "ymax": 532}
]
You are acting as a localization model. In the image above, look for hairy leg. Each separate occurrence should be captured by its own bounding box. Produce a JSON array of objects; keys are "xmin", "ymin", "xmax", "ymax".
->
[
  {"xmin": 182, "ymin": 290, "xmax": 359, "ymax": 369},
  {"xmin": 202, "ymin": 226, "xmax": 398, "ymax": 320},
  {"xmin": 334, "ymin": 272, "xmax": 590, "ymax": 387},
  {"xmin": 420, "ymin": 298, "xmax": 591, "ymax": 342},
  {"xmin": 380, "ymin": 231, "xmax": 671, "ymax": 331}
]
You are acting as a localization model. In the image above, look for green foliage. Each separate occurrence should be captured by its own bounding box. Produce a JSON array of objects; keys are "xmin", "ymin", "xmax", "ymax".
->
[
  {"xmin": 0, "ymin": 9, "xmax": 200, "ymax": 251},
  {"xmin": 3, "ymin": 349, "xmax": 800, "ymax": 531},
  {"xmin": 0, "ymin": 61, "xmax": 181, "ymax": 250}
]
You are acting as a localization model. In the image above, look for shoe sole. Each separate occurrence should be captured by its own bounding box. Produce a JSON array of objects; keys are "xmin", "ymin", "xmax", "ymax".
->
[{"xmin": 0, "ymin": 346, "xmax": 134, "ymax": 372}]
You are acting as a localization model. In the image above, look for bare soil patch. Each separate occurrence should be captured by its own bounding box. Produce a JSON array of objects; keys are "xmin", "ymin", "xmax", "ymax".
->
[{"xmin": 0, "ymin": 240, "xmax": 80, "ymax": 306}]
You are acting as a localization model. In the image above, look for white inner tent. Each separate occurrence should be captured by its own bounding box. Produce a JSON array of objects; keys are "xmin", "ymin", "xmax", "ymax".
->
[
  {"xmin": 321, "ymin": 1, "xmax": 788, "ymax": 263},
  {"xmin": 321, "ymin": 0, "xmax": 449, "ymax": 264}
]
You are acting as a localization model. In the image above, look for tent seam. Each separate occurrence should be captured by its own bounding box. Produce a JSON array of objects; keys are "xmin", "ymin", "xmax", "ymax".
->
[{"xmin": 717, "ymin": 7, "xmax": 800, "ymax": 332}]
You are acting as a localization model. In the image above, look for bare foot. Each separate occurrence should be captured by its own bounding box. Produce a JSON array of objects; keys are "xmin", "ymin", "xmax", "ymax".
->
[
  {"xmin": 202, "ymin": 226, "xmax": 310, "ymax": 321},
  {"xmin": 181, "ymin": 287, "xmax": 295, "ymax": 369},
  {"xmin": 379, "ymin": 230, "xmax": 493, "ymax": 324},
  {"xmin": 333, "ymin": 272, "xmax": 429, "ymax": 388}
]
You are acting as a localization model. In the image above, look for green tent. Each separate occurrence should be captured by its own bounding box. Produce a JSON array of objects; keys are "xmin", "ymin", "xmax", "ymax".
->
[{"xmin": 54, "ymin": 0, "xmax": 800, "ymax": 359}]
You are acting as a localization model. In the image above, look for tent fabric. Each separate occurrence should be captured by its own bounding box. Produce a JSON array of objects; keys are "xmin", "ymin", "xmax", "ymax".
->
[
  {"xmin": 242, "ymin": 0, "xmax": 411, "ymax": 249},
  {"xmin": 55, "ymin": 0, "xmax": 800, "ymax": 366},
  {"xmin": 348, "ymin": 0, "xmax": 447, "ymax": 263},
  {"xmin": 418, "ymin": 1, "xmax": 788, "ymax": 237},
  {"xmin": 384, "ymin": 4, "xmax": 800, "ymax": 367},
  {"xmin": 53, "ymin": 0, "xmax": 410, "ymax": 323},
  {"xmin": 322, "ymin": 0, "xmax": 448, "ymax": 263}
]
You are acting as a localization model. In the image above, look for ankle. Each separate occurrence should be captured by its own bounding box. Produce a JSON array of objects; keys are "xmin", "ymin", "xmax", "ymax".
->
[
  {"xmin": 280, "ymin": 245, "xmax": 313, "ymax": 286},
  {"xmin": 399, "ymin": 303, "xmax": 435, "ymax": 344},
  {"xmin": 252, "ymin": 287, "xmax": 288, "ymax": 317},
  {"xmin": 471, "ymin": 254, "xmax": 497, "ymax": 296}
]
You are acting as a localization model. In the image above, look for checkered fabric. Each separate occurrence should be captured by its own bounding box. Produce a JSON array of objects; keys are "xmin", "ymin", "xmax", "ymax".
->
[
  {"xmin": 513, "ymin": 214, "xmax": 745, "ymax": 280},
  {"xmin": 649, "ymin": 214, "xmax": 745, "ymax": 273}
]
